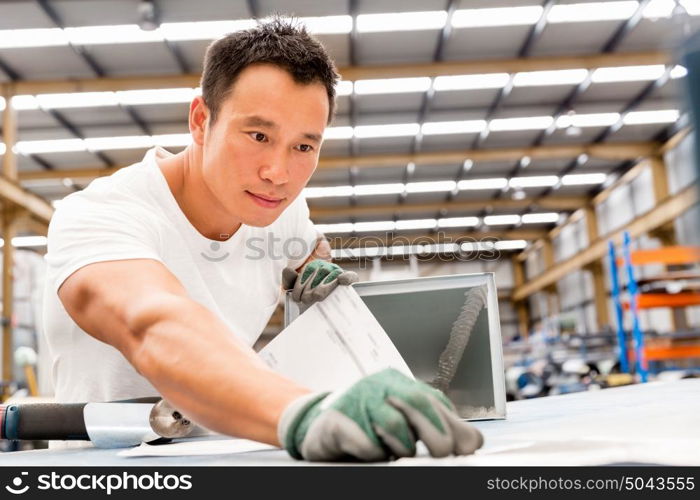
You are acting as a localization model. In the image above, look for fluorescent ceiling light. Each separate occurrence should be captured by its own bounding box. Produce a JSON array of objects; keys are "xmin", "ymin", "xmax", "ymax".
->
[
  {"xmin": 643, "ymin": 0, "xmax": 700, "ymax": 17},
  {"xmin": 354, "ymin": 77, "xmax": 431, "ymax": 95},
  {"xmin": 509, "ymin": 176, "xmax": 559, "ymax": 188},
  {"xmin": 323, "ymin": 127, "xmax": 354, "ymax": 140},
  {"xmin": 386, "ymin": 245, "xmax": 409, "ymax": 256},
  {"xmin": 85, "ymin": 136, "xmax": 154, "ymax": 151},
  {"xmin": 452, "ymin": 6, "xmax": 543, "ymax": 28},
  {"xmin": 433, "ymin": 73, "xmax": 509, "ymax": 91},
  {"xmin": 356, "ymin": 11, "xmax": 447, "ymax": 33},
  {"xmin": 522, "ymin": 212, "xmax": 560, "ymax": 224},
  {"xmin": 0, "ymin": 236, "xmax": 49, "ymax": 248},
  {"xmin": 437, "ymin": 216, "xmax": 480, "ymax": 228},
  {"xmin": 117, "ymin": 88, "xmax": 196, "ymax": 105},
  {"xmin": 17, "ymin": 105, "xmax": 676, "ymax": 155},
  {"xmin": 548, "ymin": 2, "xmax": 638, "ymax": 23},
  {"xmin": 11, "ymin": 89, "xmax": 197, "ymax": 110},
  {"xmin": 331, "ymin": 247, "xmax": 380, "ymax": 259},
  {"xmin": 303, "ymin": 185, "xmax": 354, "ymax": 198},
  {"xmin": 489, "ymin": 116, "xmax": 554, "ymax": 132},
  {"xmin": 0, "ymin": 144, "xmax": 5, "ymax": 155},
  {"xmin": 336, "ymin": 81, "xmax": 353, "ymax": 96},
  {"xmin": 0, "ymin": 28, "xmax": 68, "ymax": 49},
  {"xmin": 298, "ymin": 15, "xmax": 353, "ymax": 34},
  {"xmin": 331, "ymin": 240, "xmax": 530, "ymax": 258},
  {"xmin": 495, "ymin": 240, "xmax": 528, "ymax": 250},
  {"xmin": 421, "ymin": 120, "xmax": 486, "ymax": 135},
  {"xmin": 16, "ymin": 138, "xmax": 86, "ymax": 155},
  {"xmin": 395, "ymin": 219, "xmax": 438, "ymax": 230},
  {"xmin": 458, "ymin": 178, "xmax": 508, "ymax": 190},
  {"xmin": 354, "ymin": 183, "xmax": 405, "ymax": 196},
  {"xmin": 513, "ymin": 69, "xmax": 588, "ymax": 87},
  {"xmin": 484, "ymin": 214, "xmax": 521, "ymax": 225},
  {"xmin": 65, "ymin": 25, "xmax": 164, "ymax": 45},
  {"xmin": 643, "ymin": 0, "xmax": 700, "ymax": 19},
  {"xmin": 461, "ymin": 241, "xmax": 495, "ymax": 252},
  {"xmin": 152, "ymin": 134, "xmax": 192, "ymax": 147},
  {"xmin": 36, "ymin": 92, "xmax": 119, "ymax": 109},
  {"xmin": 592, "ymin": 65, "xmax": 666, "ymax": 83},
  {"xmin": 10, "ymin": 95, "xmax": 37, "ymax": 110},
  {"xmin": 315, "ymin": 223, "xmax": 355, "ymax": 234},
  {"xmin": 404, "ymin": 180, "xmax": 457, "ymax": 193},
  {"xmin": 671, "ymin": 65, "xmax": 688, "ymax": 79},
  {"xmin": 556, "ymin": 112, "xmax": 620, "ymax": 128},
  {"xmin": 354, "ymin": 123, "xmax": 420, "ymax": 139},
  {"xmin": 159, "ymin": 20, "xmax": 254, "ymax": 41},
  {"xmin": 561, "ymin": 173, "xmax": 607, "ymax": 185},
  {"xmin": 353, "ymin": 221, "xmax": 397, "ymax": 232},
  {"xmin": 3, "ymin": 63, "xmax": 678, "ymax": 114},
  {"xmin": 643, "ymin": 0, "xmax": 675, "ymax": 18},
  {"xmin": 681, "ymin": 0, "xmax": 700, "ymax": 15},
  {"xmin": 623, "ymin": 109, "xmax": 679, "ymax": 125}
]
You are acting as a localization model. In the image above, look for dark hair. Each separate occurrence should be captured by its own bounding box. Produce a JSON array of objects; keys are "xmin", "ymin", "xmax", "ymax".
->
[{"xmin": 201, "ymin": 17, "xmax": 339, "ymax": 124}]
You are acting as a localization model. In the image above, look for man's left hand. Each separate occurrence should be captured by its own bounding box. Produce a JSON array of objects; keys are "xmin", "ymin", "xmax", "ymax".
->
[{"xmin": 282, "ymin": 259, "xmax": 358, "ymax": 305}]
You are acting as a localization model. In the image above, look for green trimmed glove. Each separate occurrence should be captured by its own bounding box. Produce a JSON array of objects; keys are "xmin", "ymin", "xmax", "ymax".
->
[
  {"xmin": 278, "ymin": 368, "xmax": 484, "ymax": 462},
  {"xmin": 282, "ymin": 259, "xmax": 359, "ymax": 306}
]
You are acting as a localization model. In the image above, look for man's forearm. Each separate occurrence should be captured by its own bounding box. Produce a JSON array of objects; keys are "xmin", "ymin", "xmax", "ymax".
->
[
  {"xmin": 296, "ymin": 236, "xmax": 332, "ymax": 272},
  {"xmin": 125, "ymin": 294, "xmax": 310, "ymax": 446}
]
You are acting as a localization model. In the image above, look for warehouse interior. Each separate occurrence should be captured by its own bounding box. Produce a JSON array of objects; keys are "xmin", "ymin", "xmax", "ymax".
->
[{"xmin": 0, "ymin": 0, "xmax": 699, "ymax": 464}]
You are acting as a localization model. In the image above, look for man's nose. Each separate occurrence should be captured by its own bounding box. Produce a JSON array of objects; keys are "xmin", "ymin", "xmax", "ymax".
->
[{"xmin": 259, "ymin": 148, "xmax": 290, "ymax": 185}]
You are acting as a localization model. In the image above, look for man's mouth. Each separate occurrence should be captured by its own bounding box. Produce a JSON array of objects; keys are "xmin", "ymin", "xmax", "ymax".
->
[{"xmin": 246, "ymin": 191, "xmax": 285, "ymax": 208}]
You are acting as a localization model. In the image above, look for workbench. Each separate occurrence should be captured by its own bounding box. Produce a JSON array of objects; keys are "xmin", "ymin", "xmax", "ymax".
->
[{"xmin": 1, "ymin": 379, "xmax": 698, "ymax": 466}]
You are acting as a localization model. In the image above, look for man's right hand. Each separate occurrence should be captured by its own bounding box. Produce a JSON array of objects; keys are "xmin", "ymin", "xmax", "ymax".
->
[{"xmin": 277, "ymin": 368, "xmax": 483, "ymax": 462}]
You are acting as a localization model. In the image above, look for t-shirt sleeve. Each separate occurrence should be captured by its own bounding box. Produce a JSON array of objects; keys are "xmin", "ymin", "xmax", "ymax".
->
[
  {"xmin": 45, "ymin": 195, "xmax": 164, "ymax": 294},
  {"xmin": 284, "ymin": 194, "xmax": 322, "ymax": 270}
]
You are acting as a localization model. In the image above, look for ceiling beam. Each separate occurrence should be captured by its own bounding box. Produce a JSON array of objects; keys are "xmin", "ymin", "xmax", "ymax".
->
[
  {"xmin": 17, "ymin": 141, "xmax": 656, "ymax": 182},
  {"xmin": 310, "ymin": 196, "xmax": 587, "ymax": 220},
  {"xmin": 317, "ymin": 142, "xmax": 656, "ymax": 169},
  {"xmin": 512, "ymin": 184, "xmax": 699, "ymax": 301},
  {"xmin": 9, "ymin": 51, "xmax": 670, "ymax": 96},
  {"xmin": 0, "ymin": 176, "xmax": 54, "ymax": 224},
  {"xmin": 16, "ymin": 213, "xmax": 49, "ymax": 236},
  {"xmin": 329, "ymin": 228, "xmax": 547, "ymax": 249}
]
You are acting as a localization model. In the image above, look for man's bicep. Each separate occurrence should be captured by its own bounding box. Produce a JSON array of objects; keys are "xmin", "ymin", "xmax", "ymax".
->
[{"xmin": 58, "ymin": 259, "xmax": 187, "ymax": 353}]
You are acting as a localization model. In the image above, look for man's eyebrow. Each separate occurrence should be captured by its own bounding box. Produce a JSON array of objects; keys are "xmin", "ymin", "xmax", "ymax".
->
[
  {"xmin": 242, "ymin": 115, "xmax": 322, "ymax": 143},
  {"xmin": 242, "ymin": 116, "xmax": 278, "ymax": 128},
  {"xmin": 303, "ymin": 132, "xmax": 323, "ymax": 143}
]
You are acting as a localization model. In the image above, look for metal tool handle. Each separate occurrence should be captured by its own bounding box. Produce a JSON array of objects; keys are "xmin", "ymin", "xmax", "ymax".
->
[
  {"xmin": 1, "ymin": 396, "xmax": 161, "ymax": 441},
  {"xmin": 2, "ymin": 403, "xmax": 88, "ymax": 440}
]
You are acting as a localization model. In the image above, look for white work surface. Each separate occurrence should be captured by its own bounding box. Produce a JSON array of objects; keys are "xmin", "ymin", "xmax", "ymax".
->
[{"xmin": 1, "ymin": 379, "xmax": 698, "ymax": 466}]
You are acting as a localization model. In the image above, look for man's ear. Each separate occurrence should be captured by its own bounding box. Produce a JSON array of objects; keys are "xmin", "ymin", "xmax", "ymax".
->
[{"xmin": 189, "ymin": 96, "xmax": 209, "ymax": 146}]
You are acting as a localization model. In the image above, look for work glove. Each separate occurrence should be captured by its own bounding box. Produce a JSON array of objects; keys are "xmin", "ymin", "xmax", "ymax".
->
[
  {"xmin": 278, "ymin": 368, "xmax": 484, "ymax": 462},
  {"xmin": 282, "ymin": 259, "xmax": 358, "ymax": 306}
]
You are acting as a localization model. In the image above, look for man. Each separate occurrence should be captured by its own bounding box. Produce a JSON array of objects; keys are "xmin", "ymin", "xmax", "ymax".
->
[{"xmin": 43, "ymin": 18, "xmax": 483, "ymax": 461}]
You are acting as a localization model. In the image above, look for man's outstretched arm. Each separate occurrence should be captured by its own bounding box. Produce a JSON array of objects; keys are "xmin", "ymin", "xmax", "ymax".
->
[{"xmin": 58, "ymin": 258, "xmax": 311, "ymax": 446}]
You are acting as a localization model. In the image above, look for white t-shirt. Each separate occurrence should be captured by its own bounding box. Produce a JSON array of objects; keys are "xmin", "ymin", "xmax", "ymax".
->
[{"xmin": 42, "ymin": 147, "xmax": 319, "ymax": 404}]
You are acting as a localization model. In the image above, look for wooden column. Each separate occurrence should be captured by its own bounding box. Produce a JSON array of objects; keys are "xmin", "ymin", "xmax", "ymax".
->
[
  {"xmin": 649, "ymin": 155, "xmax": 688, "ymax": 331},
  {"xmin": 511, "ymin": 256, "xmax": 530, "ymax": 339},
  {"xmin": 583, "ymin": 206, "xmax": 611, "ymax": 330},
  {"xmin": 1, "ymin": 84, "xmax": 17, "ymax": 399},
  {"xmin": 540, "ymin": 239, "xmax": 560, "ymax": 319}
]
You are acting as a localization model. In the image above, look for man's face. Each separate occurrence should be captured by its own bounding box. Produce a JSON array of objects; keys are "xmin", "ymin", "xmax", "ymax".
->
[{"xmin": 197, "ymin": 64, "xmax": 329, "ymax": 227}]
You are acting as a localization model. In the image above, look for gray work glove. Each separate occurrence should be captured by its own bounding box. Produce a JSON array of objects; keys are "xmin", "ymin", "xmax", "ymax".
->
[
  {"xmin": 278, "ymin": 368, "xmax": 484, "ymax": 462},
  {"xmin": 282, "ymin": 259, "xmax": 358, "ymax": 306}
]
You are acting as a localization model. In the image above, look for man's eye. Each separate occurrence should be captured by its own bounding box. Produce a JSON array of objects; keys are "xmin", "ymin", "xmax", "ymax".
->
[
  {"xmin": 250, "ymin": 132, "xmax": 267, "ymax": 142},
  {"xmin": 297, "ymin": 144, "xmax": 313, "ymax": 152}
]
